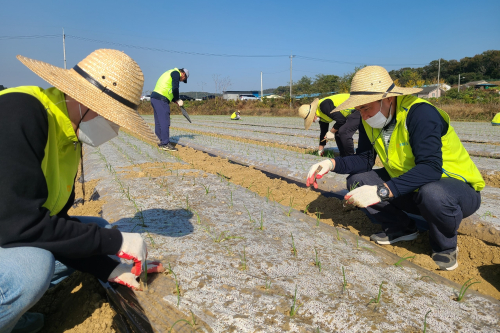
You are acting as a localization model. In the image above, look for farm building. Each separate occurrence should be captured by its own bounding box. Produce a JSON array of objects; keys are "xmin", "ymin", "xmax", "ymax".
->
[
  {"xmin": 222, "ymin": 90, "xmax": 259, "ymax": 100},
  {"xmin": 414, "ymin": 86, "xmax": 444, "ymax": 98}
]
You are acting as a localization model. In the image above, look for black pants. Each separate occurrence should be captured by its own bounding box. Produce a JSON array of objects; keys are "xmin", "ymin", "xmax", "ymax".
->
[
  {"xmin": 319, "ymin": 110, "xmax": 360, "ymax": 157},
  {"xmin": 346, "ymin": 169, "xmax": 481, "ymax": 253}
]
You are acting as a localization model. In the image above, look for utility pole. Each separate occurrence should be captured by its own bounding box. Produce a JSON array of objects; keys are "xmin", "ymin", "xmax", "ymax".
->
[
  {"xmin": 458, "ymin": 74, "xmax": 461, "ymax": 92},
  {"xmin": 289, "ymin": 52, "xmax": 294, "ymax": 108},
  {"xmin": 437, "ymin": 58, "xmax": 441, "ymax": 97},
  {"xmin": 62, "ymin": 28, "xmax": 67, "ymax": 69},
  {"xmin": 260, "ymin": 71, "xmax": 263, "ymax": 101}
]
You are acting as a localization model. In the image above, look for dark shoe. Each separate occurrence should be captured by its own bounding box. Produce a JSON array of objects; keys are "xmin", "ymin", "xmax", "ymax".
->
[
  {"xmin": 370, "ymin": 227, "xmax": 418, "ymax": 245},
  {"xmin": 160, "ymin": 143, "xmax": 178, "ymax": 152},
  {"xmin": 432, "ymin": 248, "xmax": 458, "ymax": 271},
  {"xmin": 12, "ymin": 312, "xmax": 44, "ymax": 333}
]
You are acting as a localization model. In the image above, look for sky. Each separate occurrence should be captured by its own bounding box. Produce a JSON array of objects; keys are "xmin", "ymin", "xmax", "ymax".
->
[{"xmin": 1, "ymin": 0, "xmax": 499, "ymax": 94}]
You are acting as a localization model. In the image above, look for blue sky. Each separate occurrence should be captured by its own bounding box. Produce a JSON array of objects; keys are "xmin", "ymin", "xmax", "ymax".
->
[{"xmin": 1, "ymin": 0, "xmax": 499, "ymax": 93}]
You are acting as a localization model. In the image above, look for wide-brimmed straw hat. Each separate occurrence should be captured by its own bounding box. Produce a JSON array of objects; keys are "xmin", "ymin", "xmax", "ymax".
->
[
  {"xmin": 298, "ymin": 98, "xmax": 319, "ymax": 130},
  {"xmin": 333, "ymin": 66, "xmax": 422, "ymax": 112},
  {"xmin": 17, "ymin": 49, "xmax": 159, "ymax": 143}
]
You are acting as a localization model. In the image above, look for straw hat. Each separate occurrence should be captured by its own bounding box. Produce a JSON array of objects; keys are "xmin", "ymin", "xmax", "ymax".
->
[
  {"xmin": 17, "ymin": 49, "xmax": 159, "ymax": 143},
  {"xmin": 333, "ymin": 66, "xmax": 422, "ymax": 112},
  {"xmin": 298, "ymin": 98, "xmax": 319, "ymax": 130}
]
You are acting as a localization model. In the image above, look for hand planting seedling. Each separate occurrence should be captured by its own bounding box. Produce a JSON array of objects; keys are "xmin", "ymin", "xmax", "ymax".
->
[
  {"xmin": 289, "ymin": 285, "xmax": 302, "ymax": 317},
  {"xmin": 455, "ymin": 278, "xmax": 481, "ymax": 301},
  {"xmin": 290, "ymin": 233, "xmax": 297, "ymax": 257},
  {"xmin": 313, "ymin": 248, "xmax": 321, "ymax": 273},
  {"xmin": 368, "ymin": 281, "xmax": 385, "ymax": 305},
  {"xmin": 393, "ymin": 252, "xmax": 415, "ymax": 268}
]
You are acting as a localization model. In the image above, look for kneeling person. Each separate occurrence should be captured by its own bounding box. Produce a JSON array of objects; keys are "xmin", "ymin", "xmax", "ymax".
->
[{"xmin": 306, "ymin": 66, "xmax": 484, "ymax": 271}]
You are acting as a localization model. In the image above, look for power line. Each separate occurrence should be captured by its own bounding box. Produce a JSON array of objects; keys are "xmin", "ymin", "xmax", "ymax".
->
[
  {"xmin": 0, "ymin": 34, "xmax": 59, "ymax": 40},
  {"xmin": 294, "ymin": 55, "xmax": 427, "ymax": 67}
]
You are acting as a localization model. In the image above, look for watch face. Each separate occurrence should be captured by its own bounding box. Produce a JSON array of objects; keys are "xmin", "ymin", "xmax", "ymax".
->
[{"xmin": 379, "ymin": 187, "xmax": 389, "ymax": 197}]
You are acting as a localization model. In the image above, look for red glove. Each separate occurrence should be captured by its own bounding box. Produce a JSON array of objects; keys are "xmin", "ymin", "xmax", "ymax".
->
[
  {"xmin": 108, "ymin": 261, "xmax": 164, "ymax": 290},
  {"xmin": 306, "ymin": 160, "xmax": 334, "ymax": 189},
  {"xmin": 116, "ymin": 232, "xmax": 147, "ymax": 276}
]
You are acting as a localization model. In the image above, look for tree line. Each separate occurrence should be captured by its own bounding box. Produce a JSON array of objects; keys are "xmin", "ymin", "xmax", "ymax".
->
[{"xmin": 273, "ymin": 50, "xmax": 500, "ymax": 96}]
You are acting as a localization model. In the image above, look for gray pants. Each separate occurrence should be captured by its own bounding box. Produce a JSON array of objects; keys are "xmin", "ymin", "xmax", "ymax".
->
[{"xmin": 346, "ymin": 169, "xmax": 481, "ymax": 253}]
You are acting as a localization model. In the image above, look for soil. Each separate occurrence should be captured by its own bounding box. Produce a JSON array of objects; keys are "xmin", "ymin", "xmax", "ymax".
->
[{"xmin": 33, "ymin": 142, "xmax": 500, "ymax": 333}]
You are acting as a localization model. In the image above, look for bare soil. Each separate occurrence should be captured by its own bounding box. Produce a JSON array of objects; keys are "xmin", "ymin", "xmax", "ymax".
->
[{"xmin": 34, "ymin": 144, "xmax": 500, "ymax": 332}]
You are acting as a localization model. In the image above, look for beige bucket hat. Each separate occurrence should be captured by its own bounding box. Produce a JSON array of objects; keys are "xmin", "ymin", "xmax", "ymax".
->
[
  {"xmin": 17, "ymin": 49, "xmax": 159, "ymax": 143},
  {"xmin": 333, "ymin": 66, "xmax": 422, "ymax": 112},
  {"xmin": 298, "ymin": 98, "xmax": 319, "ymax": 130}
]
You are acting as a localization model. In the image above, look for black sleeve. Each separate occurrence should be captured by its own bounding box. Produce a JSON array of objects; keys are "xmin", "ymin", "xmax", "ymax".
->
[
  {"xmin": 319, "ymin": 121, "xmax": 329, "ymax": 145},
  {"xmin": 386, "ymin": 103, "xmax": 448, "ymax": 197},
  {"xmin": 320, "ymin": 99, "xmax": 347, "ymax": 130},
  {"xmin": 333, "ymin": 117, "xmax": 375, "ymax": 174},
  {"xmin": 0, "ymin": 92, "xmax": 122, "ymax": 259},
  {"xmin": 171, "ymin": 71, "xmax": 180, "ymax": 102}
]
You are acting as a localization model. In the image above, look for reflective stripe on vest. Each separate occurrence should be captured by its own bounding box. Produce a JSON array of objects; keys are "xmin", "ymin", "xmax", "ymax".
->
[
  {"xmin": 362, "ymin": 95, "xmax": 485, "ymax": 191},
  {"xmin": 153, "ymin": 68, "xmax": 181, "ymax": 102},
  {"xmin": 0, "ymin": 86, "xmax": 81, "ymax": 215},
  {"xmin": 315, "ymin": 94, "xmax": 354, "ymax": 123}
]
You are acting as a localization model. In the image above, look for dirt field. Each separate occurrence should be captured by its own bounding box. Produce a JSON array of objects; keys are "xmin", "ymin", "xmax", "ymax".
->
[{"xmin": 33, "ymin": 140, "xmax": 500, "ymax": 332}]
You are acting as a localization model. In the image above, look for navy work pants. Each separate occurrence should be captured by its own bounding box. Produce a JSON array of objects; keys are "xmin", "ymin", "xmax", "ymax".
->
[
  {"xmin": 152, "ymin": 97, "xmax": 171, "ymax": 145},
  {"xmin": 346, "ymin": 168, "xmax": 481, "ymax": 253},
  {"xmin": 319, "ymin": 110, "xmax": 360, "ymax": 157}
]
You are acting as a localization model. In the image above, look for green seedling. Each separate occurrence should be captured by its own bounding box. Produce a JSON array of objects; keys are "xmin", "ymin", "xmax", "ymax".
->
[
  {"xmin": 266, "ymin": 187, "xmax": 273, "ymax": 203},
  {"xmin": 186, "ymin": 194, "xmax": 190, "ymax": 212},
  {"xmin": 304, "ymin": 204, "xmax": 310, "ymax": 214},
  {"xmin": 289, "ymin": 285, "xmax": 302, "ymax": 317},
  {"xmin": 228, "ymin": 191, "xmax": 233, "ymax": 208},
  {"xmin": 456, "ymin": 278, "xmax": 481, "ymax": 301},
  {"xmin": 393, "ymin": 252, "xmax": 415, "ymax": 268},
  {"xmin": 258, "ymin": 211, "xmax": 264, "ymax": 230},
  {"xmin": 420, "ymin": 275, "xmax": 436, "ymax": 283},
  {"xmin": 361, "ymin": 246, "xmax": 376, "ymax": 253},
  {"xmin": 335, "ymin": 227, "xmax": 341, "ymax": 241},
  {"xmin": 342, "ymin": 266, "xmax": 348, "ymax": 292},
  {"xmin": 210, "ymin": 231, "xmax": 243, "ymax": 243},
  {"xmin": 290, "ymin": 233, "xmax": 297, "ymax": 257},
  {"xmin": 168, "ymin": 310, "xmax": 198, "ymax": 333},
  {"xmin": 244, "ymin": 205, "xmax": 254, "ymax": 223},
  {"xmin": 423, "ymin": 310, "xmax": 431, "ymax": 333},
  {"xmin": 314, "ymin": 248, "xmax": 322, "ymax": 272},
  {"xmin": 265, "ymin": 279, "xmax": 272, "ymax": 290},
  {"xmin": 368, "ymin": 281, "xmax": 384, "ymax": 305},
  {"xmin": 239, "ymin": 246, "xmax": 247, "ymax": 270},
  {"xmin": 167, "ymin": 263, "xmax": 181, "ymax": 307},
  {"xmin": 349, "ymin": 181, "xmax": 360, "ymax": 192},
  {"xmin": 315, "ymin": 209, "xmax": 321, "ymax": 227},
  {"xmin": 356, "ymin": 236, "xmax": 360, "ymax": 249},
  {"xmin": 286, "ymin": 197, "xmax": 295, "ymax": 217},
  {"xmin": 193, "ymin": 210, "xmax": 201, "ymax": 225}
]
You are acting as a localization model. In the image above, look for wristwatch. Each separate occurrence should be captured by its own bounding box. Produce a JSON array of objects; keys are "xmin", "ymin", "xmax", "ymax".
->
[{"xmin": 376, "ymin": 184, "xmax": 390, "ymax": 201}]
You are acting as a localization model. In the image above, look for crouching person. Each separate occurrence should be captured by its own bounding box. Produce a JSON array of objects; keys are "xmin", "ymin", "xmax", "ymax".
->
[
  {"xmin": 0, "ymin": 49, "xmax": 163, "ymax": 333},
  {"xmin": 306, "ymin": 66, "xmax": 484, "ymax": 271}
]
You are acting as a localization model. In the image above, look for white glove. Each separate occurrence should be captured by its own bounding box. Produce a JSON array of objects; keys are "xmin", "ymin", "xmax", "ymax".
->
[
  {"xmin": 318, "ymin": 149, "xmax": 324, "ymax": 157},
  {"xmin": 344, "ymin": 185, "xmax": 380, "ymax": 208},
  {"xmin": 176, "ymin": 99, "xmax": 184, "ymax": 106},
  {"xmin": 306, "ymin": 160, "xmax": 334, "ymax": 189},
  {"xmin": 108, "ymin": 261, "xmax": 164, "ymax": 290},
  {"xmin": 116, "ymin": 233, "xmax": 147, "ymax": 276},
  {"xmin": 325, "ymin": 131, "xmax": 335, "ymax": 141}
]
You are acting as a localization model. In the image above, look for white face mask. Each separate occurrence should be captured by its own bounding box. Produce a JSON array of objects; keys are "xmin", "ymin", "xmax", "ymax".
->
[
  {"xmin": 365, "ymin": 100, "xmax": 393, "ymax": 129},
  {"xmin": 77, "ymin": 104, "xmax": 120, "ymax": 147}
]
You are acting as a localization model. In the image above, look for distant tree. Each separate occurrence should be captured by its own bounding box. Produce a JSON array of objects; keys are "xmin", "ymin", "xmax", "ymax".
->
[
  {"xmin": 338, "ymin": 65, "xmax": 365, "ymax": 93},
  {"xmin": 313, "ymin": 74, "xmax": 340, "ymax": 94},
  {"xmin": 294, "ymin": 76, "xmax": 313, "ymax": 95}
]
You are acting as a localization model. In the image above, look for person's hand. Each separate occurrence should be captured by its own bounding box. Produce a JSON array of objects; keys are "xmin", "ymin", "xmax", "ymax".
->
[
  {"xmin": 318, "ymin": 149, "xmax": 324, "ymax": 157},
  {"xmin": 176, "ymin": 99, "xmax": 184, "ymax": 107},
  {"xmin": 306, "ymin": 160, "xmax": 334, "ymax": 189},
  {"xmin": 108, "ymin": 261, "xmax": 164, "ymax": 290},
  {"xmin": 325, "ymin": 131, "xmax": 335, "ymax": 141},
  {"xmin": 116, "ymin": 233, "xmax": 147, "ymax": 276},
  {"xmin": 344, "ymin": 185, "xmax": 380, "ymax": 208}
]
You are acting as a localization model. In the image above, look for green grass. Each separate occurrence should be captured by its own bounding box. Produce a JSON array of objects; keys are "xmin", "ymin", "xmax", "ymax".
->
[{"xmin": 456, "ymin": 278, "xmax": 481, "ymax": 301}]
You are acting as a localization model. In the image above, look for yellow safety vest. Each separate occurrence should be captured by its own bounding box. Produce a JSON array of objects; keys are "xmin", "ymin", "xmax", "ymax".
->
[
  {"xmin": 316, "ymin": 94, "xmax": 355, "ymax": 123},
  {"xmin": 362, "ymin": 95, "xmax": 485, "ymax": 191},
  {"xmin": 492, "ymin": 113, "xmax": 500, "ymax": 126},
  {"xmin": 0, "ymin": 86, "xmax": 81, "ymax": 215},
  {"xmin": 231, "ymin": 112, "xmax": 238, "ymax": 119},
  {"xmin": 153, "ymin": 68, "xmax": 181, "ymax": 102}
]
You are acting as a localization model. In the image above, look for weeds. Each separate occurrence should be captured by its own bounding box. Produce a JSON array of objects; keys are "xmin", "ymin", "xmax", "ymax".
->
[
  {"xmin": 290, "ymin": 233, "xmax": 297, "ymax": 257},
  {"xmin": 289, "ymin": 285, "xmax": 302, "ymax": 317},
  {"xmin": 313, "ymin": 248, "xmax": 321, "ymax": 272},
  {"xmin": 456, "ymin": 278, "xmax": 481, "ymax": 301},
  {"xmin": 368, "ymin": 282, "xmax": 384, "ymax": 305},
  {"xmin": 393, "ymin": 252, "xmax": 415, "ymax": 268}
]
